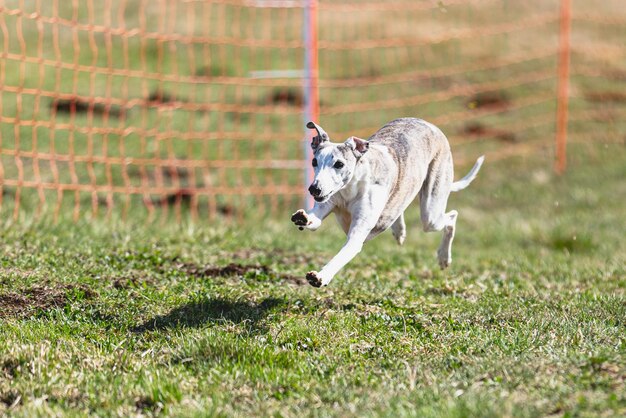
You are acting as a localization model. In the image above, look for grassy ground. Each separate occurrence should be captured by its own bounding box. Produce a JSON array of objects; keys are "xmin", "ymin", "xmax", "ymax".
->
[{"xmin": 0, "ymin": 142, "xmax": 624, "ymax": 417}]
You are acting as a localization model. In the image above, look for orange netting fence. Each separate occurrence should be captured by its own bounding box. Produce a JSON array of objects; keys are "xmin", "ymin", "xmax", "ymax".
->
[{"xmin": 0, "ymin": 0, "xmax": 623, "ymax": 222}]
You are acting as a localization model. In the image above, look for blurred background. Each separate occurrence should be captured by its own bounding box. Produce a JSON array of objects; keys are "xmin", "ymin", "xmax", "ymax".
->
[{"xmin": 0, "ymin": 0, "xmax": 624, "ymax": 222}]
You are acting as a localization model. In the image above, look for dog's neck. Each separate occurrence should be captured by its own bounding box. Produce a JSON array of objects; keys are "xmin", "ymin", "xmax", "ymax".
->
[{"xmin": 333, "ymin": 148, "xmax": 382, "ymax": 206}]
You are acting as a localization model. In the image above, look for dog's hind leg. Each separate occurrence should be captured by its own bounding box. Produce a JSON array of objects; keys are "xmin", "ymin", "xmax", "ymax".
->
[
  {"xmin": 419, "ymin": 154, "xmax": 457, "ymax": 269},
  {"xmin": 422, "ymin": 206, "xmax": 458, "ymax": 270},
  {"xmin": 391, "ymin": 213, "xmax": 406, "ymax": 245},
  {"xmin": 434, "ymin": 210, "xmax": 457, "ymax": 269}
]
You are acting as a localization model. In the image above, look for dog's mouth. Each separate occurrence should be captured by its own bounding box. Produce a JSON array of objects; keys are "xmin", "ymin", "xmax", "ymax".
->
[{"xmin": 312, "ymin": 190, "xmax": 336, "ymax": 202}]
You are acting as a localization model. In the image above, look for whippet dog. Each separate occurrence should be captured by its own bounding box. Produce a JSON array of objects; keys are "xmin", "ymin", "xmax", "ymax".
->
[{"xmin": 291, "ymin": 118, "xmax": 484, "ymax": 288}]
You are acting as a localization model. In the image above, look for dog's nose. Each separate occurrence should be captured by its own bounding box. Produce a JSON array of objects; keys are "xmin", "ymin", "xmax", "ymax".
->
[{"xmin": 308, "ymin": 184, "xmax": 322, "ymax": 197}]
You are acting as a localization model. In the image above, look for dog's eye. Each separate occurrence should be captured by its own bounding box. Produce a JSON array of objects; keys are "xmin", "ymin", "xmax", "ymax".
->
[
  {"xmin": 333, "ymin": 161, "xmax": 344, "ymax": 169},
  {"xmin": 312, "ymin": 158, "xmax": 317, "ymax": 167}
]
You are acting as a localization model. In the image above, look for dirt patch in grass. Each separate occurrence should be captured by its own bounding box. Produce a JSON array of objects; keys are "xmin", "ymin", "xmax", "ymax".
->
[
  {"xmin": 144, "ymin": 189, "xmax": 236, "ymax": 216},
  {"xmin": 145, "ymin": 88, "xmax": 182, "ymax": 106},
  {"xmin": 267, "ymin": 88, "xmax": 303, "ymax": 107},
  {"xmin": 601, "ymin": 68, "xmax": 626, "ymax": 81},
  {"xmin": 135, "ymin": 396, "xmax": 163, "ymax": 413},
  {"xmin": 50, "ymin": 97, "xmax": 124, "ymax": 118},
  {"xmin": 0, "ymin": 284, "xmax": 96, "ymax": 319},
  {"xmin": 460, "ymin": 121, "xmax": 517, "ymax": 142},
  {"xmin": 227, "ymin": 247, "xmax": 325, "ymax": 265},
  {"xmin": 0, "ymin": 390, "xmax": 21, "ymax": 408},
  {"xmin": 172, "ymin": 262, "xmax": 307, "ymax": 286},
  {"xmin": 194, "ymin": 247, "xmax": 328, "ymax": 285},
  {"xmin": 147, "ymin": 188, "xmax": 195, "ymax": 206},
  {"xmin": 89, "ymin": 268, "xmax": 156, "ymax": 290},
  {"xmin": 584, "ymin": 91, "xmax": 626, "ymax": 103},
  {"xmin": 1, "ymin": 188, "xmax": 14, "ymax": 198},
  {"xmin": 1, "ymin": 358, "xmax": 24, "ymax": 379},
  {"xmin": 466, "ymin": 91, "xmax": 511, "ymax": 110},
  {"xmin": 111, "ymin": 276, "xmax": 153, "ymax": 290}
]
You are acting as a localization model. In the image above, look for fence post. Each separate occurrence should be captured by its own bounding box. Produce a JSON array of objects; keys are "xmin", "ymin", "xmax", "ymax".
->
[
  {"xmin": 303, "ymin": 0, "xmax": 319, "ymax": 208},
  {"xmin": 555, "ymin": 0, "xmax": 571, "ymax": 174}
]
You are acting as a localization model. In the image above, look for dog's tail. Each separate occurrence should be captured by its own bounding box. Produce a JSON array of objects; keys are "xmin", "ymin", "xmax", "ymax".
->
[{"xmin": 451, "ymin": 155, "xmax": 485, "ymax": 192}]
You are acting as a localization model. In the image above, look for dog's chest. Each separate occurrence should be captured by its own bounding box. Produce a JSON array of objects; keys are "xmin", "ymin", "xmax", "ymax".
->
[{"xmin": 332, "ymin": 206, "xmax": 352, "ymax": 234}]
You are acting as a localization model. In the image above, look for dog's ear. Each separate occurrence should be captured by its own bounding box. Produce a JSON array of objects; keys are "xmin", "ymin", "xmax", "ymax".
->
[
  {"xmin": 307, "ymin": 121, "xmax": 329, "ymax": 151},
  {"xmin": 345, "ymin": 136, "xmax": 369, "ymax": 158}
]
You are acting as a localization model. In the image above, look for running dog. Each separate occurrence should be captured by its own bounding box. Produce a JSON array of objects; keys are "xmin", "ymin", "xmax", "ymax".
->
[{"xmin": 291, "ymin": 118, "xmax": 484, "ymax": 287}]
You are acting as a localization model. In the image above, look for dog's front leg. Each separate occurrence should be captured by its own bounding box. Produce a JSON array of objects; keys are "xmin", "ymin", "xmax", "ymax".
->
[
  {"xmin": 306, "ymin": 189, "xmax": 387, "ymax": 287},
  {"xmin": 306, "ymin": 227, "xmax": 368, "ymax": 287},
  {"xmin": 291, "ymin": 201, "xmax": 333, "ymax": 231}
]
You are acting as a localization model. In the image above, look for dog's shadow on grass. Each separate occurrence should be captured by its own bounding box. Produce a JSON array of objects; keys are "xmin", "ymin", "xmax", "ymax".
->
[{"xmin": 131, "ymin": 296, "xmax": 284, "ymax": 333}]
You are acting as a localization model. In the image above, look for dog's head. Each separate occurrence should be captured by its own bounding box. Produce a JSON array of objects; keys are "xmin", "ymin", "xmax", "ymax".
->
[{"xmin": 306, "ymin": 121, "xmax": 369, "ymax": 203}]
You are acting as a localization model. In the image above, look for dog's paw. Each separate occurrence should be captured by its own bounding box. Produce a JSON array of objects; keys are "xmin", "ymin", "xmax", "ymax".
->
[
  {"xmin": 306, "ymin": 271, "xmax": 323, "ymax": 288},
  {"xmin": 291, "ymin": 209, "xmax": 310, "ymax": 229},
  {"xmin": 394, "ymin": 231, "xmax": 406, "ymax": 246},
  {"xmin": 437, "ymin": 250, "xmax": 452, "ymax": 270}
]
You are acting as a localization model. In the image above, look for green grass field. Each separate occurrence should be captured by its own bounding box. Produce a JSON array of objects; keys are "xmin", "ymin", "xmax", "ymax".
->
[{"xmin": 0, "ymin": 142, "xmax": 624, "ymax": 417}]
